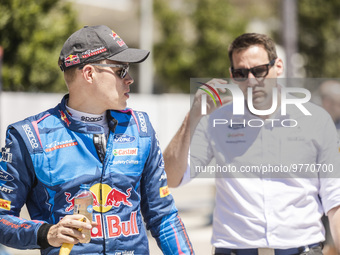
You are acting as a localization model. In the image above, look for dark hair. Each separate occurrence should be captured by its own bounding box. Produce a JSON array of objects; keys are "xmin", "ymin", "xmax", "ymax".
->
[{"xmin": 228, "ymin": 33, "xmax": 278, "ymax": 67}]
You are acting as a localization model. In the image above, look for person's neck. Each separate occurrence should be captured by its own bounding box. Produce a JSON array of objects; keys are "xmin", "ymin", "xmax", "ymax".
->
[
  {"xmin": 68, "ymin": 102, "xmax": 104, "ymax": 115},
  {"xmin": 67, "ymin": 93, "xmax": 105, "ymax": 115},
  {"xmin": 66, "ymin": 104, "xmax": 109, "ymax": 136},
  {"xmin": 65, "ymin": 104, "xmax": 105, "ymax": 121}
]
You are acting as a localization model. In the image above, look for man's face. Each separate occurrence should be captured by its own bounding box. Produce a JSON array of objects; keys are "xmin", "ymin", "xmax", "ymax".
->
[
  {"xmin": 230, "ymin": 45, "xmax": 283, "ymax": 111},
  {"xmin": 93, "ymin": 60, "xmax": 134, "ymax": 111}
]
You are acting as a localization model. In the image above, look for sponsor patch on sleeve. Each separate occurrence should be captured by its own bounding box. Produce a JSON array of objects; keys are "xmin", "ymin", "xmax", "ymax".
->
[
  {"xmin": 0, "ymin": 198, "xmax": 11, "ymax": 210},
  {"xmin": 159, "ymin": 186, "xmax": 170, "ymax": 198}
]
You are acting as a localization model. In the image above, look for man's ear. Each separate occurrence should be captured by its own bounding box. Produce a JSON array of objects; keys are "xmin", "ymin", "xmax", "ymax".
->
[
  {"xmin": 275, "ymin": 58, "xmax": 284, "ymax": 77},
  {"xmin": 82, "ymin": 65, "xmax": 95, "ymax": 83}
]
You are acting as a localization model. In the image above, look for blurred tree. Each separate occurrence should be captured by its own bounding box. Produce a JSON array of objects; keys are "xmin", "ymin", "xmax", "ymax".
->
[
  {"xmin": 298, "ymin": 0, "xmax": 340, "ymax": 77},
  {"xmin": 153, "ymin": 0, "xmax": 247, "ymax": 93},
  {"xmin": 0, "ymin": 0, "xmax": 78, "ymax": 92}
]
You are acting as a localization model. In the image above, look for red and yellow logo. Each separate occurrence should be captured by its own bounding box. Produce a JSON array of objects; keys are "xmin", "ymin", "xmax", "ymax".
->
[
  {"xmin": 159, "ymin": 186, "xmax": 170, "ymax": 198},
  {"xmin": 63, "ymin": 184, "xmax": 138, "ymax": 239},
  {"xmin": 111, "ymin": 31, "xmax": 126, "ymax": 47},
  {"xmin": 64, "ymin": 54, "xmax": 80, "ymax": 67},
  {"xmin": 65, "ymin": 184, "xmax": 133, "ymax": 214},
  {"xmin": 91, "ymin": 183, "xmax": 132, "ymax": 213},
  {"xmin": 0, "ymin": 198, "xmax": 11, "ymax": 210},
  {"xmin": 59, "ymin": 110, "xmax": 71, "ymax": 127}
]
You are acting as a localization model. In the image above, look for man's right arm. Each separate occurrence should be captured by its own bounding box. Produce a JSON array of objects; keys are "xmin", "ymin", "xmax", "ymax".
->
[
  {"xmin": 164, "ymin": 79, "xmax": 230, "ymax": 187},
  {"xmin": 0, "ymin": 128, "xmax": 95, "ymax": 250},
  {"xmin": 163, "ymin": 112, "xmax": 192, "ymax": 187},
  {"xmin": 0, "ymin": 128, "xmax": 46, "ymax": 249}
]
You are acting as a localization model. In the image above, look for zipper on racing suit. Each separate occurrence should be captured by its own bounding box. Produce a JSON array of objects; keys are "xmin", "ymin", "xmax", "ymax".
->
[{"xmin": 92, "ymin": 114, "xmax": 118, "ymax": 254}]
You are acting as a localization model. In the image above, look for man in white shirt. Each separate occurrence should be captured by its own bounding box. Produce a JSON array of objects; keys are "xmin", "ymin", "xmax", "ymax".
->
[{"xmin": 163, "ymin": 33, "xmax": 340, "ymax": 255}]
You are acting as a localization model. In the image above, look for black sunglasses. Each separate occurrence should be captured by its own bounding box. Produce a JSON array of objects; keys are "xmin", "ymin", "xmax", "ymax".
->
[
  {"xmin": 90, "ymin": 63, "xmax": 130, "ymax": 79},
  {"xmin": 231, "ymin": 58, "xmax": 276, "ymax": 82}
]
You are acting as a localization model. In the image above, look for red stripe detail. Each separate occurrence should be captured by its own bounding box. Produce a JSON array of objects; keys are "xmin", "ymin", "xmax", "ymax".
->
[
  {"xmin": 45, "ymin": 142, "xmax": 78, "ymax": 152},
  {"xmin": 170, "ymin": 223, "xmax": 185, "ymax": 255},
  {"xmin": 117, "ymin": 109, "xmax": 140, "ymax": 132},
  {"xmin": 130, "ymin": 111, "xmax": 140, "ymax": 133},
  {"xmin": 177, "ymin": 215, "xmax": 194, "ymax": 254},
  {"xmin": 117, "ymin": 109, "xmax": 132, "ymax": 113},
  {"xmin": 31, "ymin": 114, "xmax": 50, "ymax": 148}
]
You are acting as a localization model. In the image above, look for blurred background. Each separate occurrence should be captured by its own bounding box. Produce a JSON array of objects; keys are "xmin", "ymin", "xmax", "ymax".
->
[
  {"xmin": 1, "ymin": 0, "xmax": 340, "ymax": 254},
  {"xmin": 2, "ymin": 0, "xmax": 340, "ymax": 94}
]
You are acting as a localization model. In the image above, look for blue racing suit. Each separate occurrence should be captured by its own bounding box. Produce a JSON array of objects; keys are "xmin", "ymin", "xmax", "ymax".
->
[{"xmin": 0, "ymin": 95, "xmax": 194, "ymax": 255}]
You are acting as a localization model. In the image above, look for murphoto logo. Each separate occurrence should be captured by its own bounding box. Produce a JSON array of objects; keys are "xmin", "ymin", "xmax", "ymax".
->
[
  {"xmin": 196, "ymin": 78, "xmax": 312, "ymax": 128},
  {"xmin": 190, "ymin": 78, "xmax": 339, "ymax": 180}
]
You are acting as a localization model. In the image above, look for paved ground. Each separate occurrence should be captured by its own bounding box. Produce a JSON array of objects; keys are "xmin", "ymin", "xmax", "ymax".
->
[{"xmin": 2, "ymin": 179, "xmax": 215, "ymax": 255}]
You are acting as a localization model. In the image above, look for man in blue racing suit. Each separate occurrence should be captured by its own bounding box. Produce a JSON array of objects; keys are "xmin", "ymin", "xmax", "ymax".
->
[{"xmin": 0, "ymin": 25, "xmax": 194, "ymax": 255}]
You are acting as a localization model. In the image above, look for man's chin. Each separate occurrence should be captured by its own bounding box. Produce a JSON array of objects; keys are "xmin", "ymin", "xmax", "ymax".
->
[
  {"xmin": 251, "ymin": 98, "xmax": 265, "ymax": 107},
  {"xmin": 249, "ymin": 99, "xmax": 275, "ymax": 112},
  {"xmin": 110, "ymin": 103, "xmax": 127, "ymax": 111}
]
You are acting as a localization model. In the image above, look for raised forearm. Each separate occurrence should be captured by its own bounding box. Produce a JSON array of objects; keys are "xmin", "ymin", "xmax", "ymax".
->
[{"xmin": 163, "ymin": 113, "xmax": 192, "ymax": 187}]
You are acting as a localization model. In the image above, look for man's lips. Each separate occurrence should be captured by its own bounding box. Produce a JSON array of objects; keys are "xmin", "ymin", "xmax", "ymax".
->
[{"xmin": 252, "ymin": 90, "xmax": 264, "ymax": 99}]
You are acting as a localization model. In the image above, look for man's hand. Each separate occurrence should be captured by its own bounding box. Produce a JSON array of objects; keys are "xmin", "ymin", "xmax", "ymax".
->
[
  {"xmin": 190, "ymin": 78, "xmax": 232, "ymax": 130},
  {"xmin": 47, "ymin": 215, "xmax": 94, "ymax": 247},
  {"xmin": 164, "ymin": 78, "xmax": 232, "ymax": 187}
]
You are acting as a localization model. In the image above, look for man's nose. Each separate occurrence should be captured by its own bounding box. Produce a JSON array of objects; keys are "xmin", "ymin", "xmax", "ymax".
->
[
  {"xmin": 247, "ymin": 72, "xmax": 259, "ymax": 87},
  {"xmin": 125, "ymin": 72, "xmax": 134, "ymax": 85}
]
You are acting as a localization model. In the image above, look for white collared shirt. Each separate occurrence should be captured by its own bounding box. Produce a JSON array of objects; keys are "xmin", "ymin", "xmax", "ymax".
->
[{"xmin": 187, "ymin": 100, "xmax": 340, "ymax": 249}]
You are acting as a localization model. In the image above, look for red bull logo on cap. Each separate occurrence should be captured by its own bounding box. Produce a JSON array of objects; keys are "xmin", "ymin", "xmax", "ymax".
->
[
  {"xmin": 64, "ymin": 54, "xmax": 80, "ymax": 67},
  {"xmin": 110, "ymin": 31, "xmax": 125, "ymax": 47}
]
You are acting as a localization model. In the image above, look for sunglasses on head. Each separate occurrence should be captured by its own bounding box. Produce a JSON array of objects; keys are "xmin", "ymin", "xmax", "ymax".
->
[
  {"xmin": 231, "ymin": 58, "xmax": 276, "ymax": 82},
  {"xmin": 90, "ymin": 63, "xmax": 130, "ymax": 79}
]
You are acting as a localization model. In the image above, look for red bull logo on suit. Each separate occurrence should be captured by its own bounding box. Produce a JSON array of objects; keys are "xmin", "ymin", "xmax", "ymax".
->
[
  {"xmin": 64, "ymin": 183, "xmax": 133, "ymax": 213},
  {"xmin": 105, "ymin": 187, "xmax": 132, "ymax": 207},
  {"xmin": 91, "ymin": 211, "xmax": 139, "ymax": 239},
  {"xmin": 64, "ymin": 183, "xmax": 138, "ymax": 239}
]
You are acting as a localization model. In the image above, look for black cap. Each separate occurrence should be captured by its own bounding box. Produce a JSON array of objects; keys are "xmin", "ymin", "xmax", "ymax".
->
[{"xmin": 58, "ymin": 25, "xmax": 150, "ymax": 71}]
